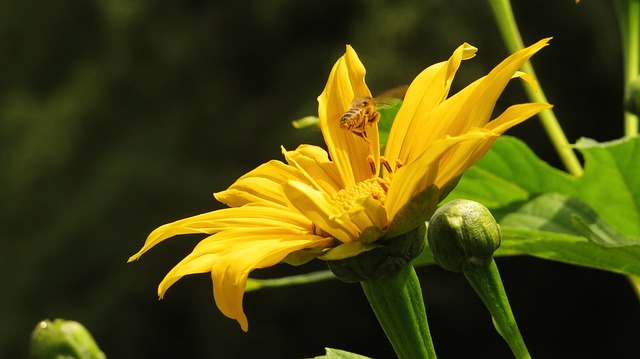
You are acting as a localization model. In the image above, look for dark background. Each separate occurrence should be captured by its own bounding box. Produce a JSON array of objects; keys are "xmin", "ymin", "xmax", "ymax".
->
[{"xmin": 1, "ymin": 0, "xmax": 638, "ymax": 358}]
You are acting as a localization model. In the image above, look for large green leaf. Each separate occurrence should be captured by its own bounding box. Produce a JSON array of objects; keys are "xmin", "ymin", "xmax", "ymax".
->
[
  {"xmin": 445, "ymin": 135, "xmax": 640, "ymax": 275},
  {"xmin": 498, "ymin": 193, "xmax": 640, "ymax": 275},
  {"xmin": 574, "ymin": 137, "xmax": 640, "ymax": 236},
  {"xmin": 499, "ymin": 227, "xmax": 640, "ymax": 276}
]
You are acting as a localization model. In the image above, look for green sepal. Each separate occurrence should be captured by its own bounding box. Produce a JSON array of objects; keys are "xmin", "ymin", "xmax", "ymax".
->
[
  {"xmin": 319, "ymin": 240, "xmax": 380, "ymax": 261},
  {"xmin": 385, "ymin": 185, "xmax": 441, "ymax": 239},
  {"xmin": 325, "ymin": 224, "xmax": 425, "ymax": 283},
  {"xmin": 282, "ymin": 247, "xmax": 330, "ymax": 266}
]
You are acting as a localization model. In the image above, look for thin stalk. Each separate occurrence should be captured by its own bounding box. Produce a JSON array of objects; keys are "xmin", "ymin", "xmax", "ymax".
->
[
  {"xmin": 615, "ymin": 0, "xmax": 640, "ymax": 137},
  {"xmin": 360, "ymin": 265, "xmax": 436, "ymax": 359},
  {"xmin": 463, "ymin": 258, "xmax": 531, "ymax": 359},
  {"xmin": 488, "ymin": 0, "xmax": 584, "ymax": 176}
]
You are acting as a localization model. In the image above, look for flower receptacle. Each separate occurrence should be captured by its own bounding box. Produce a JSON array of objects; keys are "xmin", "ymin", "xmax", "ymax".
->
[{"xmin": 326, "ymin": 224, "xmax": 426, "ymax": 283}]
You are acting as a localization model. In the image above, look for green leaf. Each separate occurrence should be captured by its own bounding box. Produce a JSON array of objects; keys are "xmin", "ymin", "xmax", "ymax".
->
[
  {"xmin": 444, "ymin": 135, "xmax": 640, "ymax": 276},
  {"xmin": 571, "ymin": 214, "xmax": 640, "ymax": 248},
  {"xmin": 574, "ymin": 137, "xmax": 640, "ymax": 236},
  {"xmin": 308, "ymin": 348, "xmax": 373, "ymax": 359},
  {"xmin": 499, "ymin": 193, "xmax": 597, "ymax": 236},
  {"xmin": 499, "ymin": 227, "xmax": 640, "ymax": 276}
]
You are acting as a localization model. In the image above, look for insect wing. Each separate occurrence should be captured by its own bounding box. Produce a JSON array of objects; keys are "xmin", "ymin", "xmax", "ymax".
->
[{"xmin": 373, "ymin": 85, "xmax": 409, "ymax": 110}]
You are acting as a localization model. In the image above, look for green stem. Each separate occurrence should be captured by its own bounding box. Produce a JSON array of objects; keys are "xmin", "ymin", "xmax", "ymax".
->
[
  {"xmin": 615, "ymin": 0, "xmax": 640, "ymax": 137},
  {"xmin": 488, "ymin": 0, "xmax": 584, "ymax": 176},
  {"xmin": 463, "ymin": 258, "xmax": 530, "ymax": 359},
  {"xmin": 360, "ymin": 265, "xmax": 436, "ymax": 359},
  {"xmin": 244, "ymin": 270, "xmax": 335, "ymax": 292}
]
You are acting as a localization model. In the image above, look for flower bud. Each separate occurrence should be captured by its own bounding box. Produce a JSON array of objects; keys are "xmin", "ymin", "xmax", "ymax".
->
[
  {"xmin": 30, "ymin": 319, "xmax": 106, "ymax": 359},
  {"xmin": 325, "ymin": 224, "xmax": 426, "ymax": 283},
  {"xmin": 427, "ymin": 199, "xmax": 501, "ymax": 272}
]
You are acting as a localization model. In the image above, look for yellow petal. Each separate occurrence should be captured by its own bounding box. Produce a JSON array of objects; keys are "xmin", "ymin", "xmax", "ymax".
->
[
  {"xmin": 440, "ymin": 103, "xmax": 553, "ymax": 177},
  {"xmin": 400, "ymin": 38, "xmax": 551, "ymax": 165},
  {"xmin": 281, "ymin": 145, "xmax": 344, "ymax": 197},
  {"xmin": 318, "ymin": 45, "xmax": 376, "ymax": 186},
  {"xmin": 385, "ymin": 134, "xmax": 486, "ymax": 220},
  {"xmin": 214, "ymin": 160, "xmax": 308, "ymax": 207},
  {"xmin": 283, "ymin": 180, "xmax": 360, "ymax": 242},
  {"xmin": 457, "ymin": 38, "xmax": 550, "ymax": 129},
  {"xmin": 158, "ymin": 228, "xmax": 333, "ymax": 332},
  {"xmin": 128, "ymin": 202, "xmax": 312, "ymax": 262},
  {"xmin": 484, "ymin": 102, "xmax": 553, "ymax": 134},
  {"xmin": 385, "ymin": 43, "xmax": 477, "ymax": 169},
  {"xmin": 434, "ymin": 130, "xmax": 499, "ymax": 189},
  {"xmin": 345, "ymin": 195, "xmax": 388, "ymax": 243}
]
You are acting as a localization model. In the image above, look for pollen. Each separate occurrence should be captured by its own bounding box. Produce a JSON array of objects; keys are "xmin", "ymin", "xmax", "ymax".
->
[{"xmin": 332, "ymin": 177, "xmax": 391, "ymax": 211}]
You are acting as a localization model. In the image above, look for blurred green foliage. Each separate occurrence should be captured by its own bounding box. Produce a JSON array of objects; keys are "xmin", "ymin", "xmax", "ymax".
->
[{"xmin": 1, "ymin": 0, "xmax": 637, "ymax": 358}]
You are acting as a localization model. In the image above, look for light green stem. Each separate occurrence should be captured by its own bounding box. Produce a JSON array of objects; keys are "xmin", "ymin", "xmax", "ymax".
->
[
  {"xmin": 615, "ymin": 0, "xmax": 640, "ymax": 137},
  {"xmin": 463, "ymin": 258, "xmax": 530, "ymax": 359},
  {"xmin": 360, "ymin": 265, "xmax": 436, "ymax": 359},
  {"xmin": 244, "ymin": 270, "xmax": 335, "ymax": 292},
  {"xmin": 488, "ymin": 0, "xmax": 584, "ymax": 176}
]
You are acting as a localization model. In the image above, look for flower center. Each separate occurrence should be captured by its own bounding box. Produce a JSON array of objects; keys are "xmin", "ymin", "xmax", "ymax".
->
[{"xmin": 332, "ymin": 177, "xmax": 391, "ymax": 211}]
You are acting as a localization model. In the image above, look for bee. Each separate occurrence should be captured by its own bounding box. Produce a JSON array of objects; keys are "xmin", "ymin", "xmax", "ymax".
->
[{"xmin": 339, "ymin": 85, "xmax": 408, "ymax": 146}]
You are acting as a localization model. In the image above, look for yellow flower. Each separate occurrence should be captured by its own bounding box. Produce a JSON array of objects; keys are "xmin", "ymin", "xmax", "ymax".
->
[{"xmin": 129, "ymin": 39, "xmax": 552, "ymax": 332}]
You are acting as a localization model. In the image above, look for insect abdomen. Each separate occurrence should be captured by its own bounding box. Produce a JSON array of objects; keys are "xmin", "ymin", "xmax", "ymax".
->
[{"xmin": 339, "ymin": 108, "xmax": 363, "ymax": 130}]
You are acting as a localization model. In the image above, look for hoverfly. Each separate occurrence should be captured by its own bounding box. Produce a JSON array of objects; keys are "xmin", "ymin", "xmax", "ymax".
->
[{"xmin": 339, "ymin": 85, "xmax": 408, "ymax": 146}]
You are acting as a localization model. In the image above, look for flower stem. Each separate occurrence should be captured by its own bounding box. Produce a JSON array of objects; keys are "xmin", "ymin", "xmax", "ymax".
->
[
  {"xmin": 488, "ymin": 0, "xmax": 584, "ymax": 176},
  {"xmin": 360, "ymin": 264, "xmax": 436, "ymax": 359},
  {"xmin": 463, "ymin": 258, "xmax": 530, "ymax": 359},
  {"xmin": 615, "ymin": 0, "xmax": 640, "ymax": 137}
]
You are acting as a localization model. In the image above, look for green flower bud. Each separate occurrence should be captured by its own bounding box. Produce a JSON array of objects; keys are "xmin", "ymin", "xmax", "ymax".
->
[
  {"xmin": 325, "ymin": 224, "xmax": 426, "ymax": 283},
  {"xmin": 427, "ymin": 199, "xmax": 501, "ymax": 272},
  {"xmin": 30, "ymin": 319, "xmax": 106, "ymax": 359}
]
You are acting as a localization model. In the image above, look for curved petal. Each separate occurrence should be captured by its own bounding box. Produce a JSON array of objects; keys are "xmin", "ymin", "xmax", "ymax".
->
[
  {"xmin": 385, "ymin": 43, "xmax": 477, "ymax": 169},
  {"xmin": 214, "ymin": 160, "xmax": 309, "ymax": 207},
  {"xmin": 434, "ymin": 130, "xmax": 499, "ymax": 189},
  {"xmin": 157, "ymin": 228, "xmax": 333, "ymax": 332},
  {"xmin": 434, "ymin": 38, "xmax": 550, "ymax": 136},
  {"xmin": 400, "ymin": 38, "xmax": 551, "ymax": 166},
  {"xmin": 281, "ymin": 145, "xmax": 344, "ymax": 197},
  {"xmin": 128, "ymin": 202, "xmax": 312, "ymax": 262},
  {"xmin": 318, "ymin": 45, "xmax": 376, "ymax": 186},
  {"xmin": 455, "ymin": 38, "xmax": 550, "ymax": 130},
  {"xmin": 283, "ymin": 180, "xmax": 360, "ymax": 242},
  {"xmin": 345, "ymin": 195, "xmax": 388, "ymax": 243},
  {"xmin": 484, "ymin": 102, "xmax": 553, "ymax": 133},
  {"xmin": 385, "ymin": 132, "xmax": 494, "ymax": 220}
]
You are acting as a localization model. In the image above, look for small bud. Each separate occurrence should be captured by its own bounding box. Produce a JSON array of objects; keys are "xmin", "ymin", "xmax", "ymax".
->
[
  {"xmin": 325, "ymin": 224, "xmax": 426, "ymax": 283},
  {"xmin": 30, "ymin": 319, "xmax": 106, "ymax": 359},
  {"xmin": 427, "ymin": 199, "xmax": 501, "ymax": 272}
]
